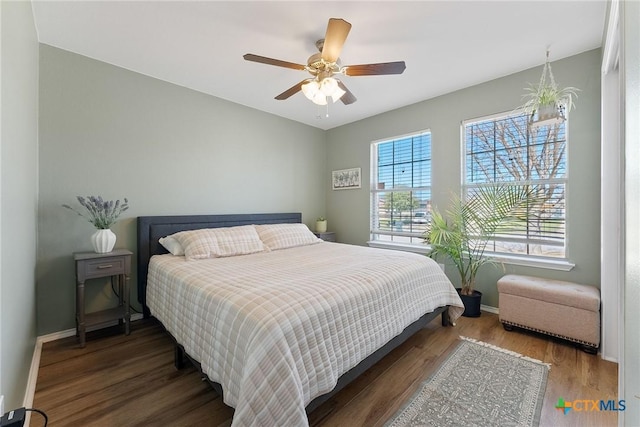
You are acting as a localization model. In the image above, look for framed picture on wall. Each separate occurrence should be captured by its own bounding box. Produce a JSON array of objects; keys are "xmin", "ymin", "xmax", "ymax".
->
[{"xmin": 332, "ymin": 167, "xmax": 361, "ymax": 190}]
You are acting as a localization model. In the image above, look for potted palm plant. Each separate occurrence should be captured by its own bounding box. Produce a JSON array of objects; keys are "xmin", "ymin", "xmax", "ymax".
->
[{"xmin": 424, "ymin": 185, "xmax": 541, "ymax": 317}]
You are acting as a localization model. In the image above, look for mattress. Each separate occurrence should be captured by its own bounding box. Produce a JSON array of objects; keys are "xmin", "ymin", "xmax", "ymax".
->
[{"xmin": 146, "ymin": 241, "xmax": 464, "ymax": 426}]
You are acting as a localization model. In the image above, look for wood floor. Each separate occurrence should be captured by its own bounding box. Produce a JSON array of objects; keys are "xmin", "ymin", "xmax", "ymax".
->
[{"xmin": 33, "ymin": 313, "xmax": 618, "ymax": 427}]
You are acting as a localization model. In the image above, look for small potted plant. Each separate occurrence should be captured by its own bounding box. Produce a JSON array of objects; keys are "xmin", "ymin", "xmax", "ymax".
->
[
  {"xmin": 521, "ymin": 82, "xmax": 579, "ymax": 121},
  {"xmin": 424, "ymin": 185, "xmax": 541, "ymax": 317},
  {"xmin": 316, "ymin": 216, "xmax": 327, "ymax": 233},
  {"xmin": 63, "ymin": 195, "xmax": 129, "ymax": 253},
  {"xmin": 520, "ymin": 50, "xmax": 579, "ymax": 123}
]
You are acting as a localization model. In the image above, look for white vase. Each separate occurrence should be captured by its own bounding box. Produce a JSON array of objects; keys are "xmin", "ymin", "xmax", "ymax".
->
[
  {"xmin": 91, "ymin": 229, "xmax": 116, "ymax": 253},
  {"xmin": 316, "ymin": 220, "xmax": 327, "ymax": 233}
]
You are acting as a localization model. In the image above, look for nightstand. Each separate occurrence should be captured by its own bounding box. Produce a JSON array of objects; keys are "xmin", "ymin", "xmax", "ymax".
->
[
  {"xmin": 314, "ymin": 231, "xmax": 336, "ymax": 242},
  {"xmin": 74, "ymin": 249, "xmax": 132, "ymax": 347}
]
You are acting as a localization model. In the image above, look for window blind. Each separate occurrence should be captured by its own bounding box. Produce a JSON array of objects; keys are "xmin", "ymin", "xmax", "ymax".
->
[
  {"xmin": 463, "ymin": 112, "xmax": 567, "ymax": 259},
  {"xmin": 370, "ymin": 131, "xmax": 431, "ymax": 245}
]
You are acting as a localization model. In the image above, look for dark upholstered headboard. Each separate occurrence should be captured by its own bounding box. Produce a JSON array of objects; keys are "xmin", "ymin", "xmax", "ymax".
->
[{"xmin": 136, "ymin": 212, "xmax": 302, "ymax": 315}]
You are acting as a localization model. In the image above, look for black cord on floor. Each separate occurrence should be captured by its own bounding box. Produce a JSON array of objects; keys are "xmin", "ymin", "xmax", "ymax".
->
[
  {"xmin": 25, "ymin": 408, "xmax": 48, "ymax": 426},
  {"xmin": 110, "ymin": 279, "xmax": 141, "ymax": 314}
]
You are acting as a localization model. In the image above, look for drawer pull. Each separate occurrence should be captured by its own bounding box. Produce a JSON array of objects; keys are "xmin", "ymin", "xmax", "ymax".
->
[{"xmin": 97, "ymin": 264, "xmax": 113, "ymax": 269}]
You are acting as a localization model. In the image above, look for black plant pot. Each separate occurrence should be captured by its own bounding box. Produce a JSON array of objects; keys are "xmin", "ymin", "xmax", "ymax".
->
[{"xmin": 457, "ymin": 288, "xmax": 482, "ymax": 317}]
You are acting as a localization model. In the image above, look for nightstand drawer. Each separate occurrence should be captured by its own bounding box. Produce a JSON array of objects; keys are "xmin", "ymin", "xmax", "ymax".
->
[{"xmin": 82, "ymin": 257, "xmax": 126, "ymax": 278}]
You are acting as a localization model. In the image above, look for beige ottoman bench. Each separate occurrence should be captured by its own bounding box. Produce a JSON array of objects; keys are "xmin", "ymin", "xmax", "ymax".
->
[{"xmin": 497, "ymin": 274, "xmax": 600, "ymax": 353}]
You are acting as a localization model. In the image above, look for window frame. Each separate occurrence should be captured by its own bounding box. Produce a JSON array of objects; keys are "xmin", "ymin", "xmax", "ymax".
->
[
  {"xmin": 461, "ymin": 109, "xmax": 573, "ymax": 269},
  {"xmin": 369, "ymin": 130, "xmax": 432, "ymax": 249}
]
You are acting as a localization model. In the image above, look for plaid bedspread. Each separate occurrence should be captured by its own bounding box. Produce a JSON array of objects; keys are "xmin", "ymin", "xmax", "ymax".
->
[{"xmin": 146, "ymin": 242, "xmax": 464, "ymax": 426}]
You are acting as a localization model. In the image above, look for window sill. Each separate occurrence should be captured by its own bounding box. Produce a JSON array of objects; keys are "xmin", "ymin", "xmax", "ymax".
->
[
  {"xmin": 488, "ymin": 253, "xmax": 575, "ymax": 271},
  {"xmin": 366, "ymin": 241, "xmax": 575, "ymax": 271},
  {"xmin": 367, "ymin": 240, "xmax": 431, "ymax": 255}
]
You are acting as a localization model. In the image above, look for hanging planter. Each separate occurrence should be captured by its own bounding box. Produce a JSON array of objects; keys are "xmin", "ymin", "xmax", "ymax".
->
[
  {"xmin": 537, "ymin": 101, "xmax": 559, "ymax": 121},
  {"xmin": 520, "ymin": 50, "xmax": 579, "ymax": 129}
]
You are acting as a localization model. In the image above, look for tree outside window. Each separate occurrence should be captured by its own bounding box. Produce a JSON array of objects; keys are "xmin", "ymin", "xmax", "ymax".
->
[{"xmin": 463, "ymin": 112, "xmax": 567, "ymax": 259}]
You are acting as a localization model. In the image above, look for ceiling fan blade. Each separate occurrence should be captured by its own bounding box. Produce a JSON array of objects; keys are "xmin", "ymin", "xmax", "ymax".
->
[
  {"xmin": 321, "ymin": 18, "xmax": 352, "ymax": 63},
  {"xmin": 337, "ymin": 81, "xmax": 357, "ymax": 105},
  {"xmin": 343, "ymin": 61, "xmax": 406, "ymax": 76},
  {"xmin": 275, "ymin": 80, "xmax": 308, "ymax": 100},
  {"xmin": 243, "ymin": 54, "xmax": 306, "ymax": 71}
]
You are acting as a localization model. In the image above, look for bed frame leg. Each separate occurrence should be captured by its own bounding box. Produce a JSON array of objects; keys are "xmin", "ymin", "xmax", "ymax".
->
[
  {"xmin": 441, "ymin": 308, "xmax": 450, "ymax": 326},
  {"xmin": 174, "ymin": 344, "xmax": 186, "ymax": 370}
]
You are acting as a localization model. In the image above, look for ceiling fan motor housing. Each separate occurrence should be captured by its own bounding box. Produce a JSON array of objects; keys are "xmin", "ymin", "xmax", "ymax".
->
[{"xmin": 306, "ymin": 52, "xmax": 341, "ymax": 77}]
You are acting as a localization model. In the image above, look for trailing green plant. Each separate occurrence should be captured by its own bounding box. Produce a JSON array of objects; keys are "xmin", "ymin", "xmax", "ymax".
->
[
  {"xmin": 424, "ymin": 185, "xmax": 542, "ymax": 296},
  {"xmin": 521, "ymin": 82, "xmax": 579, "ymax": 115},
  {"xmin": 520, "ymin": 50, "xmax": 579, "ymax": 118}
]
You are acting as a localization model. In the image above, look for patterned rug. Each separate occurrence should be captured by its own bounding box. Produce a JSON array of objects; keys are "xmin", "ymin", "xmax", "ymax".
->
[{"xmin": 385, "ymin": 337, "xmax": 550, "ymax": 427}]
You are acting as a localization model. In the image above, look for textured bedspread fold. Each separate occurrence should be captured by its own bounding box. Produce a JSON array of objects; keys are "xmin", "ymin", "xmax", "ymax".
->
[{"xmin": 147, "ymin": 242, "xmax": 464, "ymax": 427}]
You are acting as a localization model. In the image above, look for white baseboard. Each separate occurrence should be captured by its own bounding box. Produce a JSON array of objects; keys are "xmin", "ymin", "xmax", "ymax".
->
[
  {"xmin": 481, "ymin": 304, "xmax": 499, "ymax": 314},
  {"xmin": 24, "ymin": 313, "xmax": 144, "ymax": 426},
  {"xmin": 37, "ymin": 313, "xmax": 144, "ymax": 343}
]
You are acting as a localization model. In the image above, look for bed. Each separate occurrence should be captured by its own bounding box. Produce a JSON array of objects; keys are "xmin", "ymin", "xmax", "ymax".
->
[{"xmin": 137, "ymin": 213, "xmax": 464, "ymax": 427}]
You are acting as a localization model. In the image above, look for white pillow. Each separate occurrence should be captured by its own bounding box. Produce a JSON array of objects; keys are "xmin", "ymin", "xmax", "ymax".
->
[
  {"xmin": 159, "ymin": 236, "xmax": 185, "ymax": 256},
  {"xmin": 255, "ymin": 223, "xmax": 322, "ymax": 251},
  {"xmin": 171, "ymin": 225, "xmax": 266, "ymax": 260}
]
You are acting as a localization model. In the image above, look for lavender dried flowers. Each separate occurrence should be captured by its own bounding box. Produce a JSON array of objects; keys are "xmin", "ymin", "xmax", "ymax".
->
[{"xmin": 63, "ymin": 196, "xmax": 129, "ymax": 229}]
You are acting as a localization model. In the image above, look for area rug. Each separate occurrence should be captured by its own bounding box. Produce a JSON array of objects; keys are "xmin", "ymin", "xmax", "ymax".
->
[{"xmin": 385, "ymin": 337, "xmax": 550, "ymax": 427}]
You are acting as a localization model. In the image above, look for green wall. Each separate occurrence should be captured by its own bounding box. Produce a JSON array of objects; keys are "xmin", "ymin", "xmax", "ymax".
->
[
  {"xmin": 1, "ymin": 1, "xmax": 39, "ymax": 410},
  {"xmin": 37, "ymin": 45, "xmax": 327, "ymax": 334},
  {"xmin": 36, "ymin": 45, "xmax": 602, "ymax": 331},
  {"xmin": 326, "ymin": 49, "xmax": 602, "ymax": 307}
]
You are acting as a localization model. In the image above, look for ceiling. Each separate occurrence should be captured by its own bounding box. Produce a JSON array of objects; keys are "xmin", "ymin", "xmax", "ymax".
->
[{"xmin": 31, "ymin": 1, "xmax": 607, "ymax": 130}]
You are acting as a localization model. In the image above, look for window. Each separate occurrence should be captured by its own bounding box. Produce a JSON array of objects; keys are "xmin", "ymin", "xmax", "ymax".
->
[
  {"xmin": 370, "ymin": 131, "xmax": 431, "ymax": 246},
  {"xmin": 463, "ymin": 111, "xmax": 567, "ymax": 259}
]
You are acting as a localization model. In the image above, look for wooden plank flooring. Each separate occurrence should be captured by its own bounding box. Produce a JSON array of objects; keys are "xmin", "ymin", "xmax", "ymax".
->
[{"xmin": 33, "ymin": 313, "xmax": 618, "ymax": 426}]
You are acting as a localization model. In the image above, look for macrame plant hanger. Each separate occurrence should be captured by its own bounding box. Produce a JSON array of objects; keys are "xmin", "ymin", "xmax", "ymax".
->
[{"xmin": 526, "ymin": 48, "xmax": 579, "ymax": 130}]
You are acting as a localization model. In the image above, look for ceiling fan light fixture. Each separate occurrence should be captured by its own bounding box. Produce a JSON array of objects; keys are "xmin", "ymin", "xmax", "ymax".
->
[
  {"xmin": 311, "ymin": 92, "xmax": 328, "ymax": 106},
  {"xmin": 301, "ymin": 79, "xmax": 328, "ymax": 105},
  {"xmin": 301, "ymin": 79, "xmax": 319, "ymax": 98},
  {"xmin": 330, "ymin": 85, "xmax": 346, "ymax": 103},
  {"xmin": 320, "ymin": 77, "xmax": 346, "ymax": 103},
  {"xmin": 320, "ymin": 77, "xmax": 338, "ymax": 95},
  {"xmin": 302, "ymin": 77, "xmax": 345, "ymax": 105}
]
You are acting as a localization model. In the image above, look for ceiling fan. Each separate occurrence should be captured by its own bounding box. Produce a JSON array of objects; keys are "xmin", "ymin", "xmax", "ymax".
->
[{"xmin": 243, "ymin": 18, "xmax": 406, "ymax": 106}]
